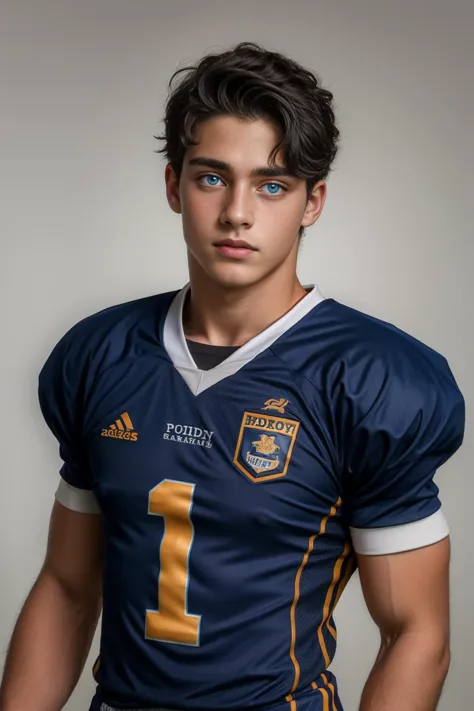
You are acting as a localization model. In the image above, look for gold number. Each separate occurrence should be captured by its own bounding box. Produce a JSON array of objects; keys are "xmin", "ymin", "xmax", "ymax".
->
[{"xmin": 145, "ymin": 479, "xmax": 201, "ymax": 646}]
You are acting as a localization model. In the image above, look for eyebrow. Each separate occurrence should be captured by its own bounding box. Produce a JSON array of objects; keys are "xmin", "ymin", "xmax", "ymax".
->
[{"xmin": 187, "ymin": 157, "xmax": 292, "ymax": 179}]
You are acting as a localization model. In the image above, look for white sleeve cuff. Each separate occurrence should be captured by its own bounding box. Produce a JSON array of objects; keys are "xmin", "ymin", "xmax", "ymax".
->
[
  {"xmin": 349, "ymin": 508, "xmax": 450, "ymax": 555},
  {"xmin": 55, "ymin": 479, "xmax": 101, "ymax": 514}
]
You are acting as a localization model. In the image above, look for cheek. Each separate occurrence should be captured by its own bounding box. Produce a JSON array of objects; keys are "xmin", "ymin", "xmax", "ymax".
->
[
  {"xmin": 180, "ymin": 200, "xmax": 207, "ymax": 236},
  {"xmin": 182, "ymin": 191, "xmax": 215, "ymax": 227},
  {"xmin": 266, "ymin": 199, "xmax": 304, "ymax": 234}
]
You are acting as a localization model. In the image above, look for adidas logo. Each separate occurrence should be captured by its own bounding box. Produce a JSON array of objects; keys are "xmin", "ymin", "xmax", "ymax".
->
[{"xmin": 101, "ymin": 412, "xmax": 138, "ymax": 441}]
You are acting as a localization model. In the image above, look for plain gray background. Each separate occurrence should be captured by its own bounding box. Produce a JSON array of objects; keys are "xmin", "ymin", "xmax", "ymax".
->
[{"xmin": 1, "ymin": 1, "xmax": 472, "ymax": 709}]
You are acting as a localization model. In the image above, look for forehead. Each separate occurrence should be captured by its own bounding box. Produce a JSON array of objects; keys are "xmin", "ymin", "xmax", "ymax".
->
[{"xmin": 185, "ymin": 115, "xmax": 286, "ymax": 169}]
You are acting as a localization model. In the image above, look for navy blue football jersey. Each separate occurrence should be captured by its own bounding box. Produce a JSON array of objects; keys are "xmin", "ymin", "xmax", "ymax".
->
[{"xmin": 38, "ymin": 284, "xmax": 464, "ymax": 711}]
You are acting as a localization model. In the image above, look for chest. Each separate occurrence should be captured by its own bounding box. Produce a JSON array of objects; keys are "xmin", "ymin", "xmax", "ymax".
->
[{"xmin": 82, "ymin": 356, "xmax": 342, "ymax": 542}]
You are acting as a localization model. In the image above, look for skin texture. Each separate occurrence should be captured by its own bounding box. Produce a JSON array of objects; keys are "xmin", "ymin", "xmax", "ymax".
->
[
  {"xmin": 165, "ymin": 114, "xmax": 326, "ymax": 346},
  {"xmin": 0, "ymin": 503, "xmax": 104, "ymax": 711},
  {"xmin": 356, "ymin": 538, "xmax": 451, "ymax": 711}
]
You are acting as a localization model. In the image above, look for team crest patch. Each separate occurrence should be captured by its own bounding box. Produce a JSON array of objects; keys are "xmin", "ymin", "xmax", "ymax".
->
[{"xmin": 233, "ymin": 411, "xmax": 300, "ymax": 483}]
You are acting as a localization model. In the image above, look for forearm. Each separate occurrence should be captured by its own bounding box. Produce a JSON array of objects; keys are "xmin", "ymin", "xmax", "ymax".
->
[
  {"xmin": 359, "ymin": 631, "xmax": 450, "ymax": 711},
  {"xmin": 0, "ymin": 569, "xmax": 101, "ymax": 711}
]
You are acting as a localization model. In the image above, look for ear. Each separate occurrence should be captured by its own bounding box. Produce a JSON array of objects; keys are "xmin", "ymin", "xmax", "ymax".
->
[
  {"xmin": 301, "ymin": 180, "xmax": 327, "ymax": 228},
  {"xmin": 165, "ymin": 163, "xmax": 182, "ymax": 214}
]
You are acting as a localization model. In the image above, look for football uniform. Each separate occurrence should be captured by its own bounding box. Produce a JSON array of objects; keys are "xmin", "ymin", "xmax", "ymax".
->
[{"xmin": 38, "ymin": 284, "xmax": 465, "ymax": 711}]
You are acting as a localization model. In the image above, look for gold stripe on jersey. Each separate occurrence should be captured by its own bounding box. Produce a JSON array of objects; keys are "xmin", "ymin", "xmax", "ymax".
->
[
  {"xmin": 311, "ymin": 681, "xmax": 329, "ymax": 711},
  {"xmin": 327, "ymin": 551, "xmax": 357, "ymax": 640},
  {"xmin": 289, "ymin": 499, "xmax": 341, "ymax": 692},
  {"xmin": 321, "ymin": 673, "xmax": 338, "ymax": 711},
  {"xmin": 318, "ymin": 541, "xmax": 352, "ymax": 665}
]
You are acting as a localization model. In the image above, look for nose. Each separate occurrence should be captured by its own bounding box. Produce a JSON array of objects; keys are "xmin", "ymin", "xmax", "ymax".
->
[{"xmin": 219, "ymin": 185, "xmax": 255, "ymax": 230}]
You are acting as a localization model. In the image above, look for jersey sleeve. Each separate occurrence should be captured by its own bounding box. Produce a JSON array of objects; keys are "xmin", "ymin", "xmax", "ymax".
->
[
  {"xmin": 343, "ymin": 343, "xmax": 465, "ymax": 555},
  {"xmin": 38, "ymin": 329, "xmax": 93, "ymax": 492},
  {"xmin": 54, "ymin": 479, "xmax": 100, "ymax": 513}
]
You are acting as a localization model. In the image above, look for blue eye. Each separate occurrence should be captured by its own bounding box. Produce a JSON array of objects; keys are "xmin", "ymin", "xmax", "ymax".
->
[
  {"xmin": 263, "ymin": 183, "xmax": 284, "ymax": 195},
  {"xmin": 200, "ymin": 174, "xmax": 222, "ymax": 187}
]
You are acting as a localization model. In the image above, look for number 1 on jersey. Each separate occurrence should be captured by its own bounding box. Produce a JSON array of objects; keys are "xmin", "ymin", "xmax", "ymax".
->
[{"xmin": 146, "ymin": 479, "xmax": 201, "ymax": 646}]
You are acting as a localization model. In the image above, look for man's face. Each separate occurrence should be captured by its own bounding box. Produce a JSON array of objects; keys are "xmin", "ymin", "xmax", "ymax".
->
[{"xmin": 165, "ymin": 115, "xmax": 325, "ymax": 289}]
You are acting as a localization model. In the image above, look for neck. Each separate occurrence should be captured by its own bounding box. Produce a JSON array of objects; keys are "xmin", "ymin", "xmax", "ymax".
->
[{"xmin": 183, "ymin": 260, "xmax": 308, "ymax": 348}]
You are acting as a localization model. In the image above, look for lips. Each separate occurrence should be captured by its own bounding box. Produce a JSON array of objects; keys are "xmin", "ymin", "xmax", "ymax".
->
[
  {"xmin": 213, "ymin": 239, "xmax": 258, "ymax": 260},
  {"xmin": 213, "ymin": 239, "xmax": 257, "ymax": 251}
]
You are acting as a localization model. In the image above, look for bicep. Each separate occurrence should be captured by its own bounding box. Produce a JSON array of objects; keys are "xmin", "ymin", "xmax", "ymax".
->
[
  {"xmin": 356, "ymin": 537, "xmax": 451, "ymax": 642},
  {"xmin": 43, "ymin": 499, "xmax": 104, "ymax": 604}
]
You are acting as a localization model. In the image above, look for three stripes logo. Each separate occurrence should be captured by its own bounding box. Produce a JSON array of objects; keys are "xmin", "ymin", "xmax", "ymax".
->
[{"xmin": 101, "ymin": 412, "xmax": 138, "ymax": 441}]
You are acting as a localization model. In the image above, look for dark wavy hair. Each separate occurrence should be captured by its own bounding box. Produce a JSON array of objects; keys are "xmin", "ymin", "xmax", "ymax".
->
[{"xmin": 156, "ymin": 42, "xmax": 340, "ymax": 236}]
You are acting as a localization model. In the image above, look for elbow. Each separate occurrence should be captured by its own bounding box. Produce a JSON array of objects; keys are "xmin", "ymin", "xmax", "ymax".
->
[
  {"xmin": 437, "ymin": 643, "xmax": 451, "ymax": 679},
  {"xmin": 422, "ymin": 634, "xmax": 451, "ymax": 678},
  {"xmin": 381, "ymin": 628, "xmax": 451, "ymax": 680},
  {"xmin": 427, "ymin": 642, "xmax": 451, "ymax": 688}
]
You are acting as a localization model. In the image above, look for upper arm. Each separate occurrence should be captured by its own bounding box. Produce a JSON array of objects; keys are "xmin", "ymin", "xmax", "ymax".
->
[
  {"xmin": 42, "ymin": 500, "xmax": 104, "ymax": 605},
  {"xmin": 37, "ymin": 317, "xmax": 106, "ymax": 602},
  {"xmin": 38, "ymin": 326, "xmax": 104, "ymax": 600},
  {"xmin": 356, "ymin": 538, "xmax": 451, "ymax": 645},
  {"xmin": 339, "ymin": 337, "xmax": 462, "ymax": 646}
]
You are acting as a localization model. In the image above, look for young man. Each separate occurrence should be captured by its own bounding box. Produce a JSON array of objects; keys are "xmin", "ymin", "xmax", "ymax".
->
[{"xmin": 0, "ymin": 42, "xmax": 465, "ymax": 711}]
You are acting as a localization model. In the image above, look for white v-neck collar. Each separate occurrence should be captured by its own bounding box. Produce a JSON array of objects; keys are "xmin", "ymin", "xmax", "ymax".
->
[{"xmin": 163, "ymin": 283, "xmax": 326, "ymax": 396}]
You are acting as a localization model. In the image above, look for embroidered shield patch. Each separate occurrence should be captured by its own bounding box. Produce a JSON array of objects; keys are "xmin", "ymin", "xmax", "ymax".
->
[{"xmin": 233, "ymin": 411, "xmax": 300, "ymax": 482}]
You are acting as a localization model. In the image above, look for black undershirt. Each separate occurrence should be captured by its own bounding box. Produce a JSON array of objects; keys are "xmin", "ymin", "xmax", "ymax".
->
[
  {"xmin": 186, "ymin": 339, "xmax": 240, "ymax": 371},
  {"xmin": 183, "ymin": 288, "xmax": 313, "ymax": 370}
]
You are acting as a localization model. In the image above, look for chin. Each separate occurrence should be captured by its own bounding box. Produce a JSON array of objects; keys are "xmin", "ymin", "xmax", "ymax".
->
[
  {"xmin": 188, "ymin": 247, "xmax": 275, "ymax": 290},
  {"xmin": 204, "ymin": 262, "xmax": 266, "ymax": 290}
]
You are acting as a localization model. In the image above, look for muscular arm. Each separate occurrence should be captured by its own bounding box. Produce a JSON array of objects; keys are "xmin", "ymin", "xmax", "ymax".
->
[
  {"xmin": 0, "ymin": 500, "xmax": 104, "ymax": 711},
  {"xmin": 357, "ymin": 537, "xmax": 451, "ymax": 711}
]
